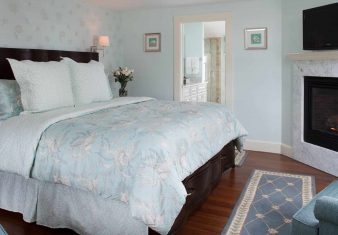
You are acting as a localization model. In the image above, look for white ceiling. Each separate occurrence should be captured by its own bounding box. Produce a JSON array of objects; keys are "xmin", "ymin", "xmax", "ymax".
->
[{"xmin": 86, "ymin": 0, "xmax": 239, "ymax": 10}]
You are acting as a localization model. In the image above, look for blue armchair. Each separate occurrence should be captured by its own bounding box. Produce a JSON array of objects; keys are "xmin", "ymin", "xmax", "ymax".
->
[
  {"xmin": 314, "ymin": 196, "xmax": 338, "ymax": 235},
  {"xmin": 291, "ymin": 180, "xmax": 338, "ymax": 235}
]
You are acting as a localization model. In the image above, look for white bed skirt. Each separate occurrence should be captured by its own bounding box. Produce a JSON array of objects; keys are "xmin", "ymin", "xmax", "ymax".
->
[{"xmin": 0, "ymin": 171, "xmax": 148, "ymax": 235}]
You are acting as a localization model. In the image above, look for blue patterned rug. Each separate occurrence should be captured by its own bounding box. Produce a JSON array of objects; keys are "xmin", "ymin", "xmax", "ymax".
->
[
  {"xmin": 222, "ymin": 170, "xmax": 315, "ymax": 235},
  {"xmin": 0, "ymin": 225, "xmax": 7, "ymax": 235}
]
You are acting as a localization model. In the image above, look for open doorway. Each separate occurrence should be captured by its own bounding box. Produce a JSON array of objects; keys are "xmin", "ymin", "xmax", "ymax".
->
[
  {"xmin": 174, "ymin": 13, "xmax": 233, "ymax": 109},
  {"xmin": 204, "ymin": 21, "xmax": 225, "ymax": 103}
]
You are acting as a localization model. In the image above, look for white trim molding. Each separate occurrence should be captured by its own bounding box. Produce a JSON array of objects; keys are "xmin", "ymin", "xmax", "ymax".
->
[
  {"xmin": 244, "ymin": 139, "xmax": 293, "ymax": 157},
  {"xmin": 174, "ymin": 12, "xmax": 234, "ymax": 110},
  {"xmin": 281, "ymin": 144, "xmax": 293, "ymax": 158}
]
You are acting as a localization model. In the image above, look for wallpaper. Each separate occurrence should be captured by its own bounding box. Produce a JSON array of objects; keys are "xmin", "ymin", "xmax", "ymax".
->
[{"xmin": 0, "ymin": 0, "xmax": 123, "ymax": 82}]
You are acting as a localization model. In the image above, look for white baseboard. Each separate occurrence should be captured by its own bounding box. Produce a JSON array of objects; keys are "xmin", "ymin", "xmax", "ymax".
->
[
  {"xmin": 281, "ymin": 144, "xmax": 293, "ymax": 157},
  {"xmin": 244, "ymin": 139, "xmax": 293, "ymax": 157}
]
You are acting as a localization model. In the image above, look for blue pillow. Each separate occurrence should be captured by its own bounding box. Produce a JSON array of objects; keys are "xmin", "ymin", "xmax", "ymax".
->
[{"xmin": 0, "ymin": 80, "xmax": 23, "ymax": 121}]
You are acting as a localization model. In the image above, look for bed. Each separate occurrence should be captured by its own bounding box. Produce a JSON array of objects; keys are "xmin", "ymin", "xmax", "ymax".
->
[{"xmin": 0, "ymin": 48, "xmax": 247, "ymax": 235}]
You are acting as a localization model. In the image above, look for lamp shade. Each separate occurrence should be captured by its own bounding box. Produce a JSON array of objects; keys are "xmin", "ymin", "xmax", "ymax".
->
[{"xmin": 98, "ymin": 36, "xmax": 110, "ymax": 47}]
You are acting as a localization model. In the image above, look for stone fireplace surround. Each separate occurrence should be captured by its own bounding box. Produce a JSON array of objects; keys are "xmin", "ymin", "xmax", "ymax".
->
[{"xmin": 289, "ymin": 51, "xmax": 338, "ymax": 177}]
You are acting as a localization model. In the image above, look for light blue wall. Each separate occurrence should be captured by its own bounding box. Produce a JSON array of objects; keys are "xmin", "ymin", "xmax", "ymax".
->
[
  {"xmin": 120, "ymin": 0, "xmax": 283, "ymax": 143},
  {"xmin": 183, "ymin": 22, "xmax": 203, "ymax": 82},
  {"xmin": 5, "ymin": 0, "xmax": 334, "ymax": 147},
  {"xmin": 281, "ymin": 0, "xmax": 338, "ymax": 146},
  {"xmin": 183, "ymin": 22, "xmax": 203, "ymax": 58}
]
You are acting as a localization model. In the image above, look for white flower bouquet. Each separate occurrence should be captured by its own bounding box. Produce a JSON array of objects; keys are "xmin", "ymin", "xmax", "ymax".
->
[{"xmin": 112, "ymin": 67, "xmax": 134, "ymax": 96}]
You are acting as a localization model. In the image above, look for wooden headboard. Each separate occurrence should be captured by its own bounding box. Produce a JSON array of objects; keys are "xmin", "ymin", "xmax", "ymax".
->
[{"xmin": 0, "ymin": 48, "xmax": 99, "ymax": 80}]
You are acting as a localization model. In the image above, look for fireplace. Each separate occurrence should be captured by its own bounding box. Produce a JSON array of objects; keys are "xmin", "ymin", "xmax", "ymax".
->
[{"xmin": 304, "ymin": 76, "xmax": 338, "ymax": 152}]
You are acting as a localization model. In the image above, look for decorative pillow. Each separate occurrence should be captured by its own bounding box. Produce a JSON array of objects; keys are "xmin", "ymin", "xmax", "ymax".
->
[
  {"xmin": 0, "ymin": 80, "xmax": 23, "ymax": 120},
  {"xmin": 7, "ymin": 59, "xmax": 74, "ymax": 113},
  {"xmin": 62, "ymin": 58, "xmax": 112, "ymax": 105}
]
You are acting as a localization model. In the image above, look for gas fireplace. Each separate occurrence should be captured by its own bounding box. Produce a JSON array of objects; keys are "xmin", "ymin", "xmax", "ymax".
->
[{"xmin": 304, "ymin": 76, "xmax": 338, "ymax": 152}]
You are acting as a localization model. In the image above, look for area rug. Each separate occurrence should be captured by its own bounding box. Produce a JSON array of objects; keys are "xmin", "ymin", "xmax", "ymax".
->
[
  {"xmin": 235, "ymin": 151, "xmax": 247, "ymax": 167},
  {"xmin": 0, "ymin": 225, "xmax": 7, "ymax": 235},
  {"xmin": 222, "ymin": 170, "xmax": 315, "ymax": 235}
]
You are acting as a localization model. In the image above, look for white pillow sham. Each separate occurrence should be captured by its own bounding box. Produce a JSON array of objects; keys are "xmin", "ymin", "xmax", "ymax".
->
[
  {"xmin": 62, "ymin": 58, "xmax": 112, "ymax": 105},
  {"xmin": 7, "ymin": 59, "xmax": 74, "ymax": 113}
]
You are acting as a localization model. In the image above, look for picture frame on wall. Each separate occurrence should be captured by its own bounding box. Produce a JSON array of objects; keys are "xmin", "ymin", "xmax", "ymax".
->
[
  {"xmin": 244, "ymin": 28, "xmax": 267, "ymax": 50},
  {"xmin": 144, "ymin": 33, "xmax": 161, "ymax": 52}
]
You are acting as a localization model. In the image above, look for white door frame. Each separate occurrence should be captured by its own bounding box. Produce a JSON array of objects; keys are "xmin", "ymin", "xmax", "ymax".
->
[{"xmin": 174, "ymin": 12, "xmax": 234, "ymax": 110}]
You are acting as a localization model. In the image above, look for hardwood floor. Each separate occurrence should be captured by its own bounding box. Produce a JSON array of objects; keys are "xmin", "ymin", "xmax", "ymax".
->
[
  {"xmin": 0, "ymin": 151, "xmax": 336, "ymax": 235},
  {"xmin": 177, "ymin": 151, "xmax": 336, "ymax": 235}
]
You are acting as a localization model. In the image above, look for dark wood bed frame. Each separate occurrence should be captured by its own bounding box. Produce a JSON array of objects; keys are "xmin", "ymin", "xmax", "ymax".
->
[{"xmin": 0, "ymin": 47, "xmax": 236, "ymax": 234}]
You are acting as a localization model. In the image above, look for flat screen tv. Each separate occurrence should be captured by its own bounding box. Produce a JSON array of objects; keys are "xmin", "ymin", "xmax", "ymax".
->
[{"xmin": 303, "ymin": 3, "xmax": 338, "ymax": 50}]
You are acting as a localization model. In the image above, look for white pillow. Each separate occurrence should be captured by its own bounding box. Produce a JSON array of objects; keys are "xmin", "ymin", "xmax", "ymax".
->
[
  {"xmin": 61, "ymin": 58, "xmax": 112, "ymax": 105},
  {"xmin": 7, "ymin": 59, "xmax": 74, "ymax": 113}
]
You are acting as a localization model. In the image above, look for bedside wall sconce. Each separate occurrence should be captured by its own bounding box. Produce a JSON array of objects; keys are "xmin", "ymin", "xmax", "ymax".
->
[{"xmin": 91, "ymin": 35, "xmax": 110, "ymax": 57}]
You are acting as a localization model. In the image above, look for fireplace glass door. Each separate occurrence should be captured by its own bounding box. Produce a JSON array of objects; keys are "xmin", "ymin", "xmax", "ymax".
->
[{"xmin": 304, "ymin": 76, "xmax": 338, "ymax": 152}]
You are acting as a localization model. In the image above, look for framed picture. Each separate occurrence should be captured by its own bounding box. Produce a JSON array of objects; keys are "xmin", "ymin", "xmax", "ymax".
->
[
  {"xmin": 144, "ymin": 33, "xmax": 161, "ymax": 52},
  {"xmin": 244, "ymin": 28, "xmax": 267, "ymax": 50}
]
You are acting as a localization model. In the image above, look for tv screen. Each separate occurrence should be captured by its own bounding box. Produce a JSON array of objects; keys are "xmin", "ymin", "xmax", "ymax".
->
[{"xmin": 303, "ymin": 3, "xmax": 338, "ymax": 50}]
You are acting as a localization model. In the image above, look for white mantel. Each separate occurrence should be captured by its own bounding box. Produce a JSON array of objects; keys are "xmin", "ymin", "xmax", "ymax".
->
[
  {"xmin": 290, "ymin": 56, "xmax": 338, "ymax": 177},
  {"xmin": 288, "ymin": 51, "xmax": 338, "ymax": 61}
]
